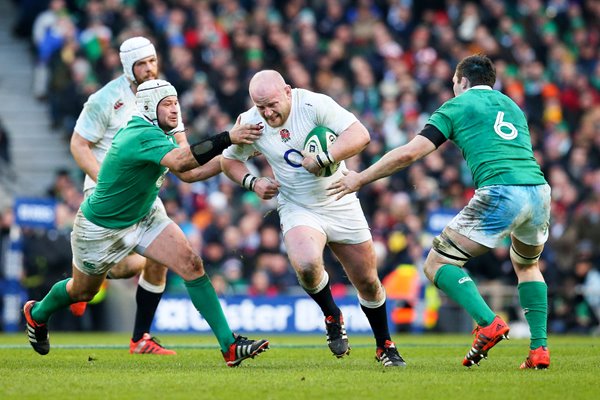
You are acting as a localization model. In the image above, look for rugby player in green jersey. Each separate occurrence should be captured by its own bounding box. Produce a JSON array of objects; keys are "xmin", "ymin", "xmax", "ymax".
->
[
  {"xmin": 70, "ymin": 36, "xmax": 184, "ymax": 355},
  {"xmin": 24, "ymin": 79, "xmax": 269, "ymax": 367},
  {"xmin": 328, "ymin": 54, "xmax": 551, "ymax": 369}
]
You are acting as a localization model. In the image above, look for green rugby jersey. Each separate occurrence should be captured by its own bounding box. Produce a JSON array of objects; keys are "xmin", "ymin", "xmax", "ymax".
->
[
  {"xmin": 81, "ymin": 116, "xmax": 177, "ymax": 229},
  {"xmin": 427, "ymin": 86, "xmax": 546, "ymax": 188}
]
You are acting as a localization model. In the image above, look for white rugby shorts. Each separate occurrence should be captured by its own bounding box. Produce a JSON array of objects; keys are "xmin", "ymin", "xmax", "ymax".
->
[
  {"xmin": 71, "ymin": 198, "xmax": 171, "ymax": 275},
  {"xmin": 277, "ymin": 196, "xmax": 372, "ymax": 244}
]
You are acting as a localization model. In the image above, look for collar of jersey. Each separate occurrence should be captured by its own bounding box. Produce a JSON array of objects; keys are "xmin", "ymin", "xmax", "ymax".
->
[{"xmin": 467, "ymin": 85, "xmax": 493, "ymax": 91}]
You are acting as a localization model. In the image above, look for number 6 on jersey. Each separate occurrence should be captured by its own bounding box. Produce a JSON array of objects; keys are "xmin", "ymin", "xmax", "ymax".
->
[{"xmin": 494, "ymin": 111, "xmax": 518, "ymax": 140}]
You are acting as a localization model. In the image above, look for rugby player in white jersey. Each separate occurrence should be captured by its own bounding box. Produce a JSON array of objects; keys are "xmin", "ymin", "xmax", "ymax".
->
[
  {"xmin": 221, "ymin": 70, "xmax": 406, "ymax": 367},
  {"xmin": 69, "ymin": 37, "xmax": 192, "ymax": 354}
]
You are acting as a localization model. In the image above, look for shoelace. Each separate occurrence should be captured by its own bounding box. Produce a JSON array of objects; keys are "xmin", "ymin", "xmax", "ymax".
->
[
  {"xmin": 234, "ymin": 335, "xmax": 250, "ymax": 344},
  {"xmin": 377, "ymin": 346, "xmax": 404, "ymax": 366},
  {"xmin": 138, "ymin": 336, "xmax": 164, "ymax": 349},
  {"xmin": 150, "ymin": 336, "xmax": 164, "ymax": 348},
  {"xmin": 385, "ymin": 346, "xmax": 403, "ymax": 361}
]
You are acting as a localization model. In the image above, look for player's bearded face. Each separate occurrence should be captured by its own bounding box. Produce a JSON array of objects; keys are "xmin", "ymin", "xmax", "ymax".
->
[
  {"xmin": 157, "ymin": 97, "xmax": 179, "ymax": 131},
  {"xmin": 133, "ymin": 55, "xmax": 159, "ymax": 84}
]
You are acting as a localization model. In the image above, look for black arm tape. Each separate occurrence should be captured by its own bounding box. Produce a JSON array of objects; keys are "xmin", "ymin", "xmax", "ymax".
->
[
  {"xmin": 190, "ymin": 131, "xmax": 232, "ymax": 165},
  {"xmin": 419, "ymin": 124, "xmax": 447, "ymax": 148}
]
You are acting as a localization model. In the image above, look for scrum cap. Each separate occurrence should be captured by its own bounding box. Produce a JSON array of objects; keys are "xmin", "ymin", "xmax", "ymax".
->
[
  {"xmin": 119, "ymin": 37, "xmax": 156, "ymax": 83},
  {"xmin": 136, "ymin": 79, "xmax": 177, "ymax": 125}
]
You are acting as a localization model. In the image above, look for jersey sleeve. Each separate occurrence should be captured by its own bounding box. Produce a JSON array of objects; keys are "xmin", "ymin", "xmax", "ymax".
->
[
  {"xmin": 74, "ymin": 94, "xmax": 111, "ymax": 143},
  {"xmin": 427, "ymin": 95, "xmax": 470, "ymax": 141},
  {"xmin": 137, "ymin": 128, "xmax": 178, "ymax": 164},
  {"xmin": 426, "ymin": 100, "xmax": 456, "ymax": 140},
  {"xmin": 222, "ymin": 143, "xmax": 258, "ymax": 161},
  {"xmin": 311, "ymin": 92, "xmax": 358, "ymax": 134}
]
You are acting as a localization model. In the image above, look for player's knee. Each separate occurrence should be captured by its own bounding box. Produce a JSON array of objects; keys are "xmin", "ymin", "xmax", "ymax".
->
[
  {"xmin": 291, "ymin": 257, "xmax": 321, "ymax": 276},
  {"xmin": 295, "ymin": 267, "xmax": 318, "ymax": 284},
  {"xmin": 110, "ymin": 257, "xmax": 143, "ymax": 279},
  {"xmin": 144, "ymin": 259, "xmax": 168, "ymax": 273},
  {"xmin": 354, "ymin": 275, "xmax": 381, "ymax": 296},
  {"xmin": 423, "ymin": 262, "xmax": 439, "ymax": 282},
  {"xmin": 431, "ymin": 233, "xmax": 472, "ymax": 267},
  {"xmin": 178, "ymin": 254, "xmax": 205, "ymax": 280},
  {"xmin": 142, "ymin": 260, "xmax": 168, "ymax": 281},
  {"xmin": 510, "ymin": 245, "xmax": 541, "ymax": 267},
  {"xmin": 294, "ymin": 265, "xmax": 325, "ymax": 290}
]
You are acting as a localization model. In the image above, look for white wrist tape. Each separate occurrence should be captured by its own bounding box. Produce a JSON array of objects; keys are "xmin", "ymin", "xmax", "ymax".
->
[
  {"xmin": 315, "ymin": 151, "xmax": 335, "ymax": 168},
  {"xmin": 242, "ymin": 173, "xmax": 258, "ymax": 191}
]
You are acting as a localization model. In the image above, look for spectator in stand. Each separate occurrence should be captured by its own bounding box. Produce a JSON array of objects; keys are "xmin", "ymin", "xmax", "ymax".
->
[
  {"xmin": 0, "ymin": 118, "xmax": 11, "ymax": 165},
  {"xmin": 31, "ymin": 0, "xmax": 72, "ymax": 100}
]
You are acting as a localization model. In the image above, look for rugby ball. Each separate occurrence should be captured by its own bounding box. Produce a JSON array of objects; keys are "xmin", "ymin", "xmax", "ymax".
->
[{"xmin": 303, "ymin": 126, "xmax": 340, "ymax": 177}]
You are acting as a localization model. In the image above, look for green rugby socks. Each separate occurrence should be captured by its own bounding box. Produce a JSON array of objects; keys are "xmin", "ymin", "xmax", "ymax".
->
[
  {"xmin": 184, "ymin": 274, "xmax": 234, "ymax": 352},
  {"xmin": 518, "ymin": 281, "xmax": 548, "ymax": 349},
  {"xmin": 434, "ymin": 264, "xmax": 496, "ymax": 327},
  {"xmin": 31, "ymin": 279, "xmax": 73, "ymax": 323}
]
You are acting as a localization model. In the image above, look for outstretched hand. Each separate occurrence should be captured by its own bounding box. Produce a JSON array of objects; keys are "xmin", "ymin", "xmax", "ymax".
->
[
  {"xmin": 326, "ymin": 169, "xmax": 362, "ymax": 200},
  {"xmin": 229, "ymin": 120, "xmax": 263, "ymax": 145}
]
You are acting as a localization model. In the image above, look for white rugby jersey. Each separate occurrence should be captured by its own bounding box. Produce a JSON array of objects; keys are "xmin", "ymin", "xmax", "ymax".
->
[
  {"xmin": 223, "ymin": 88, "xmax": 359, "ymax": 208},
  {"xmin": 73, "ymin": 75, "xmax": 137, "ymax": 191}
]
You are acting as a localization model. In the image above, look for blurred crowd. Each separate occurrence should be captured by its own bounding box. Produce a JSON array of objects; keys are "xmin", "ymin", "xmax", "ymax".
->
[{"xmin": 4, "ymin": 0, "xmax": 600, "ymax": 333}]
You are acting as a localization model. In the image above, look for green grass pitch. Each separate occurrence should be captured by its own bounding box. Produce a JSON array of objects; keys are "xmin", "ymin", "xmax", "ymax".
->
[{"xmin": 0, "ymin": 333, "xmax": 598, "ymax": 400}]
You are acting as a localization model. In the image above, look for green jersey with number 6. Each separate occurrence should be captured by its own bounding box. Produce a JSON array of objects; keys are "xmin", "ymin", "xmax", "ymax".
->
[
  {"xmin": 81, "ymin": 116, "xmax": 177, "ymax": 229},
  {"xmin": 427, "ymin": 86, "xmax": 546, "ymax": 188}
]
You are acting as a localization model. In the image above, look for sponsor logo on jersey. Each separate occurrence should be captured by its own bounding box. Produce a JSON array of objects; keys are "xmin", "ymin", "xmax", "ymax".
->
[
  {"xmin": 114, "ymin": 100, "xmax": 124, "ymax": 110},
  {"xmin": 156, "ymin": 169, "xmax": 168, "ymax": 188},
  {"xmin": 283, "ymin": 148, "xmax": 303, "ymax": 167},
  {"xmin": 279, "ymin": 129, "xmax": 291, "ymax": 143}
]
